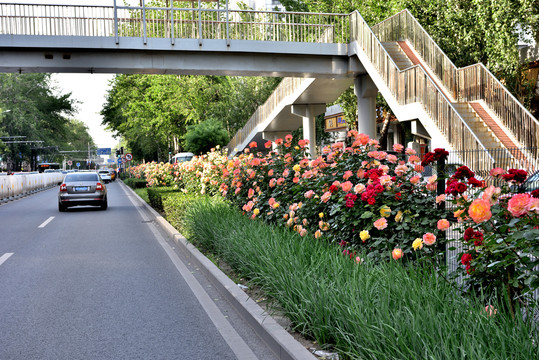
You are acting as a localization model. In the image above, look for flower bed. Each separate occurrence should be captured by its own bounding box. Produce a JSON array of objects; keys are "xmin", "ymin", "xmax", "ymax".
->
[{"xmin": 176, "ymin": 194, "xmax": 538, "ymax": 359}]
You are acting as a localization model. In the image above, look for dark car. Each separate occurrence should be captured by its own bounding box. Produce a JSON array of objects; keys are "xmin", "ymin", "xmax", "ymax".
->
[{"xmin": 58, "ymin": 172, "xmax": 107, "ymax": 211}]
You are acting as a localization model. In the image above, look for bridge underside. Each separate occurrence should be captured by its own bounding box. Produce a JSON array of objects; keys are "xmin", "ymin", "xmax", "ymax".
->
[{"xmin": 0, "ymin": 36, "xmax": 360, "ymax": 78}]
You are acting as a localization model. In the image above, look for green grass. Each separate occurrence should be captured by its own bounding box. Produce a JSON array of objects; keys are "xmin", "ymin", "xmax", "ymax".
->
[
  {"xmin": 134, "ymin": 188, "xmax": 149, "ymax": 203},
  {"xmin": 177, "ymin": 195, "xmax": 538, "ymax": 360}
]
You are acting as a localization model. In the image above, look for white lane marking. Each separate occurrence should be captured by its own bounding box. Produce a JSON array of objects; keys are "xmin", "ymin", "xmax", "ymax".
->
[
  {"xmin": 120, "ymin": 183, "xmax": 258, "ymax": 360},
  {"xmin": 0, "ymin": 253, "xmax": 14, "ymax": 266},
  {"xmin": 38, "ymin": 216, "xmax": 55, "ymax": 228}
]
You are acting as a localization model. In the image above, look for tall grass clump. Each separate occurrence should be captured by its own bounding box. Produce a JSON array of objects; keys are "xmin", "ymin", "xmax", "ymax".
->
[{"xmin": 179, "ymin": 195, "xmax": 538, "ymax": 360}]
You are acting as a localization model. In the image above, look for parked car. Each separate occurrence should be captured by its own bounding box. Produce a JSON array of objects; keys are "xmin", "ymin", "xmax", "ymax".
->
[
  {"xmin": 98, "ymin": 169, "xmax": 112, "ymax": 183},
  {"xmin": 58, "ymin": 172, "xmax": 107, "ymax": 211}
]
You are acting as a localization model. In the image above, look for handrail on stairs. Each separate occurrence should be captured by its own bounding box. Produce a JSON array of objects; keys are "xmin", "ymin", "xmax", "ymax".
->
[
  {"xmin": 349, "ymin": 10, "xmax": 495, "ymax": 172},
  {"xmin": 372, "ymin": 9, "xmax": 539, "ymax": 164}
]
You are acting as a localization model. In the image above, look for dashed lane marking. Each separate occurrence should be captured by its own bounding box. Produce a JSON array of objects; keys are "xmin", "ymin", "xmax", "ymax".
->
[
  {"xmin": 0, "ymin": 253, "xmax": 14, "ymax": 266},
  {"xmin": 38, "ymin": 216, "xmax": 55, "ymax": 228}
]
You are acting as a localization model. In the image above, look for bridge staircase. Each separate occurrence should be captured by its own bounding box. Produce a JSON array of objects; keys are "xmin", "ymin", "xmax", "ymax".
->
[{"xmin": 350, "ymin": 10, "xmax": 539, "ymax": 175}]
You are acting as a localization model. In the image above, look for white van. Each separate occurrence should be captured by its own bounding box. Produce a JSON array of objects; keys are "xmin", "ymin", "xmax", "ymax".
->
[{"xmin": 170, "ymin": 152, "xmax": 194, "ymax": 164}]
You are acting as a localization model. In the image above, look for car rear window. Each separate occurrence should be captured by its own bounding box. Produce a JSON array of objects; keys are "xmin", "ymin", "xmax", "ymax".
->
[{"xmin": 65, "ymin": 173, "xmax": 99, "ymax": 182}]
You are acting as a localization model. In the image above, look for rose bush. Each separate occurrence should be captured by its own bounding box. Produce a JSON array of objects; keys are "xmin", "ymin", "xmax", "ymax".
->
[{"xmin": 447, "ymin": 166, "xmax": 539, "ymax": 309}]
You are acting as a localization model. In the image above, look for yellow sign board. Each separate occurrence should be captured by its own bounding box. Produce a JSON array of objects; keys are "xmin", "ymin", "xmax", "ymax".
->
[{"xmin": 325, "ymin": 115, "xmax": 347, "ymax": 132}]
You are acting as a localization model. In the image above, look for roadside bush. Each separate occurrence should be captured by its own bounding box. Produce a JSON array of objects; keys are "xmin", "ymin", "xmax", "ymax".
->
[
  {"xmin": 178, "ymin": 195, "xmax": 538, "ymax": 360},
  {"xmin": 162, "ymin": 192, "xmax": 202, "ymax": 233},
  {"xmin": 123, "ymin": 177, "xmax": 147, "ymax": 189},
  {"xmin": 146, "ymin": 186, "xmax": 179, "ymax": 212}
]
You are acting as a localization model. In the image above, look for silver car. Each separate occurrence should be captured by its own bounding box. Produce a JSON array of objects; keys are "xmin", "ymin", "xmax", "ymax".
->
[
  {"xmin": 58, "ymin": 172, "xmax": 107, "ymax": 211},
  {"xmin": 98, "ymin": 169, "xmax": 112, "ymax": 183}
]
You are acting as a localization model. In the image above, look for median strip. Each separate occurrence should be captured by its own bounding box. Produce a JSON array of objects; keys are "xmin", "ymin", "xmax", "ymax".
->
[
  {"xmin": 38, "ymin": 216, "xmax": 55, "ymax": 228},
  {"xmin": 0, "ymin": 253, "xmax": 14, "ymax": 266}
]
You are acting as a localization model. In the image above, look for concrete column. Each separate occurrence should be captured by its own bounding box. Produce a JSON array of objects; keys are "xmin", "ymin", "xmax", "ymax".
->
[
  {"xmin": 291, "ymin": 104, "xmax": 326, "ymax": 158},
  {"xmin": 354, "ymin": 75, "xmax": 378, "ymax": 139}
]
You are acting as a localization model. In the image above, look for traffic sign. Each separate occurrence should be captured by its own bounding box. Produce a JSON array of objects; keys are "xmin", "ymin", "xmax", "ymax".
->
[
  {"xmin": 67, "ymin": 160, "xmax": 72, "ymax": 166},
  {"xmin": 76, "ymin": 162, "xmax": 80, "ymax": 168},
  {"xmin": 121, "ymin": 156, "xmax": 127, "ymax": 164},
  {"xmin": 125, "ymin": 153, "xmax": 133, "ymax": 161},
  {"xmin": 117, "ymin": 157, "xmax": 122, "ymax": 165},
  {"xmin": 96, "ymin": 148, "xmax": 111, "ymax": 155}
]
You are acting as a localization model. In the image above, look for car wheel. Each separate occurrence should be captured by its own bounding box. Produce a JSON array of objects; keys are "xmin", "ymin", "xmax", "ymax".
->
[
  {"xmin": 58, "ymin": 203, "xmax": 66, "ymax": 212},
  {"xmin": 100, "ymin": 200, "xmax": 108, "ymax": 210}
]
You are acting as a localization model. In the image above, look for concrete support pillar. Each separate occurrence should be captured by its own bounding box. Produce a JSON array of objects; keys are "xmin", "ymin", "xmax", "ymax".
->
[
  {"xmin": 354, "ymin": 75, "xmax": 378, "ymax": 139},
  {"xmin": 291, "ymin": 104, "xmax": 326, "ymax": 158}
]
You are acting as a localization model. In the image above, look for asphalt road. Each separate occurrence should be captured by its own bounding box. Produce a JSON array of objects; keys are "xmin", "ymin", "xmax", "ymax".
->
[{"xmin": 0, "ymin": 181, "xmax": 277, "ymax": 360}]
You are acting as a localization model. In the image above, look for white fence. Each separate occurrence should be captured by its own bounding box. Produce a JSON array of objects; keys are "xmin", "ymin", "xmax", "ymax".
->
[{"xmin": 0, "ymin": 173, "xmax": 63, "ymax": 201}]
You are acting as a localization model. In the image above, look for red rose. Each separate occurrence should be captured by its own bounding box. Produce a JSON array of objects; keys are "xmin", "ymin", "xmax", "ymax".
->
[
  {"xmin": 461, "ymin": 253, "xmax": 472, "ymax": 266},
  {"xmin": 395, "ymin": 192, "xmax": 402, "ymax": 201},
  {"xmin": 455, "ymin": 182, "xmax": 467, "ymax": 193},
  {"xmin": 532, "ymin": 189, "xmax": 539, "ymax": 198}
]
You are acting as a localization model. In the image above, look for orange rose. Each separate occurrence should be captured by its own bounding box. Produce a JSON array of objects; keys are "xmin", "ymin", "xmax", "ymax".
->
[
  {"xmin": 392, "ymin": 248, "xmax": 403, "ymax": 260},
  {"xmin": 468, "ymin": 199, "xmax": 492, "ymax": 223}
]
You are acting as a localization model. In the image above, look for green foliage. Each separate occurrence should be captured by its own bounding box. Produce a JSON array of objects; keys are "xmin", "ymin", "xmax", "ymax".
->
[
  {"xmin": 178, "ymin": 195, "xmax": 538, "ymax": 360},
  {"xmin": 162, "ymin": 192, "xmax": 202, "ymax": 235},
  {"xmin": 183, "ymin": 118, "xmax": 229, "ymax": 155},
  {"xmin": 123, "ymin": 177, "xmax": 147, "ymax": 189},
  {"xmin": 0, "ymin": 73, "xmax": 85, "ymax": 169},
  {"xmin": 283, "ymin": 0, "xmax": 538, "ymax": 109},
  {"xmin": 146, "ymin": 186, "xmax": 179, "ymax": 212},
  {"xmin": 101, "ymin": 73, "xmax": 279, "ymax": 162}
]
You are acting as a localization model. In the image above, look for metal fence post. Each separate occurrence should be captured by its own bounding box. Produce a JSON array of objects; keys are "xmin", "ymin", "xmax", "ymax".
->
[
  {"xmin": 170, "ymin": 0, "xmax": 174, "ymax": 45},
  {"xmin": 113, "ymin": 0, "xmax": 119, "ymax": 44},
  {"xmin": 198, "ymin": 0, "xmax": 202, "ymax": 46},
  {"xmin": 226, "ymin": 0, "xmax": 230, "ymax": 46},
  {"xmin": 142, "ymin": 0, "xmax": 147, "ymax": 45}
]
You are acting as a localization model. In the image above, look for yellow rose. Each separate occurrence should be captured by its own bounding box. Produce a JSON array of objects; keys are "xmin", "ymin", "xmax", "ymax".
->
[
  {"xmin": 395, "ymin": 210, "xmax": 403, "ymax": 222},
  {"xmin": 253, "ymin": 208, "xmax": 260, "ymax": 215},
  {"xmin": 380, "ymin": 205, "xmax": 391, "ymax": 218},
  {"xmin": 319, "ymin": 212, "xmax": 324, "ymax": 218},
  {"xmin": 360, "ymin": 230, "xmax": 370, "ymax": 241},
  {"xmin": 293, "ymin": 164, "xmax": 301, "ymax": 172},
  {"xmin": 412, "ymin": 238, "xmax": 423, "ymax": 251}
]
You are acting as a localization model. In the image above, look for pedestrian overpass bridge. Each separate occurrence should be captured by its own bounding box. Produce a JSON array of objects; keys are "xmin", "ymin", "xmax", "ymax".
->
[{"xmin": 0, "ymin": 2, "xmax": 537, "ymax": 174}]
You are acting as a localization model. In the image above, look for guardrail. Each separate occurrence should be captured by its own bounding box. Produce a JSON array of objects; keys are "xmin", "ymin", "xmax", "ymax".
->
[
  {"xmin": 226, "ymin": 77, "xmax": 311, "ymax": 155},
  {"xmin": 0, "ymin": 3, "xmax": 349, "ymax": 44},
  {"xmin": 0, "ymin": 173, "xmax": 63, "ymax": 202}
]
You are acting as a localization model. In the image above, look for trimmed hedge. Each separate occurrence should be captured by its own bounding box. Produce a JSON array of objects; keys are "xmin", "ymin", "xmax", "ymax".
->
[
  {"xmin": 162, "ymin": 192, "xmax": 202, "ymax": 233},
  {"xmin": 146, "ymin": 186, "xmax": 179, "ymax": 212},
  {"xmin": 123, "ymin": 178, "xmax": 147, "ymax": 189}
]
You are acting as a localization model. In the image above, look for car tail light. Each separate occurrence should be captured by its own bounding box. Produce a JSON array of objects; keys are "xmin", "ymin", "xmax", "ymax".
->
[
  {"xmin": 60, "ymin": 184, "xmax": 67, "ymax": 192},
  {"xmin": 96, "ymin": 182, "xmax": 104, "ymax": 191}
]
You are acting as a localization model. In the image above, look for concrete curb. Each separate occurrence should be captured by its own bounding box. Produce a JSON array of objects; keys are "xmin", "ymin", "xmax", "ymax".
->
[{"xmin": 122, "ymin": 181, "xmax": 317, "ymax": 360}]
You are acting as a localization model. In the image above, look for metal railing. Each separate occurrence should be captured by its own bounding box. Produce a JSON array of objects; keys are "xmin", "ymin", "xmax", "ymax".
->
[
  {"xmin": 372, "ymin": 9, "xmax": 539, "ymax": 164},
  {"xmin": 0, "ymin": 173, "xmax": 63, "ymax": 201},
  {"xmin": 0, "ymin": 3, "xmax": 349, "ymax": 44},
  {"xmin": 349, "ymin": 11, "xmax": 496, "ymax": 174},
  {"xmin": 226, "ymin": 77, "xmax": 311, "ymax": 154}
]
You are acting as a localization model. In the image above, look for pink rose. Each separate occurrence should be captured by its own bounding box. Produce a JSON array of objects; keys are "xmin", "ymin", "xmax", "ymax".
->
[
  {"xmin": 410, "ymin": 176, "xmax": 420, "ymax": 185},
  {"xmin": 507, "ymin": 193, "xmax": 531, "ymax": 217},
  {"xmin": 393, "ymin": 143, "xmax": 404, "ymax": 152},
  {"xmin": 304, "ymin": 190, "xmax": 315, "ymax": 199},
  {"xmin": 354, "ymin": 183, "xmax": 366, "ymax": 194},
  {"xmin": 374, "ymin": 218, "xmax": 388, "ymax": 230},
  {"xmin": 321, "ymin": 191, "xmax": 332, "ymax": 203},
  {"xmin": 341, "ymin": 181, "xmax": 353, "ymax": 193},
  {"xmin": 437, "ymin": 219, "xmax": 450, "ymax": 231},
  {"xmin": 423, "ymin": 232, "xmax": 436, "ymax": 246},
  {"xmin": 343, "ymin": 171, "xmax": 353, "ymax": 180},
  {"xmin": 489, "ymin": 167, "xmax": 506, "ymax": 178},
  {"xmin": 527, "ymin": 198, "xmax": 539, "ymax": 214}
]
